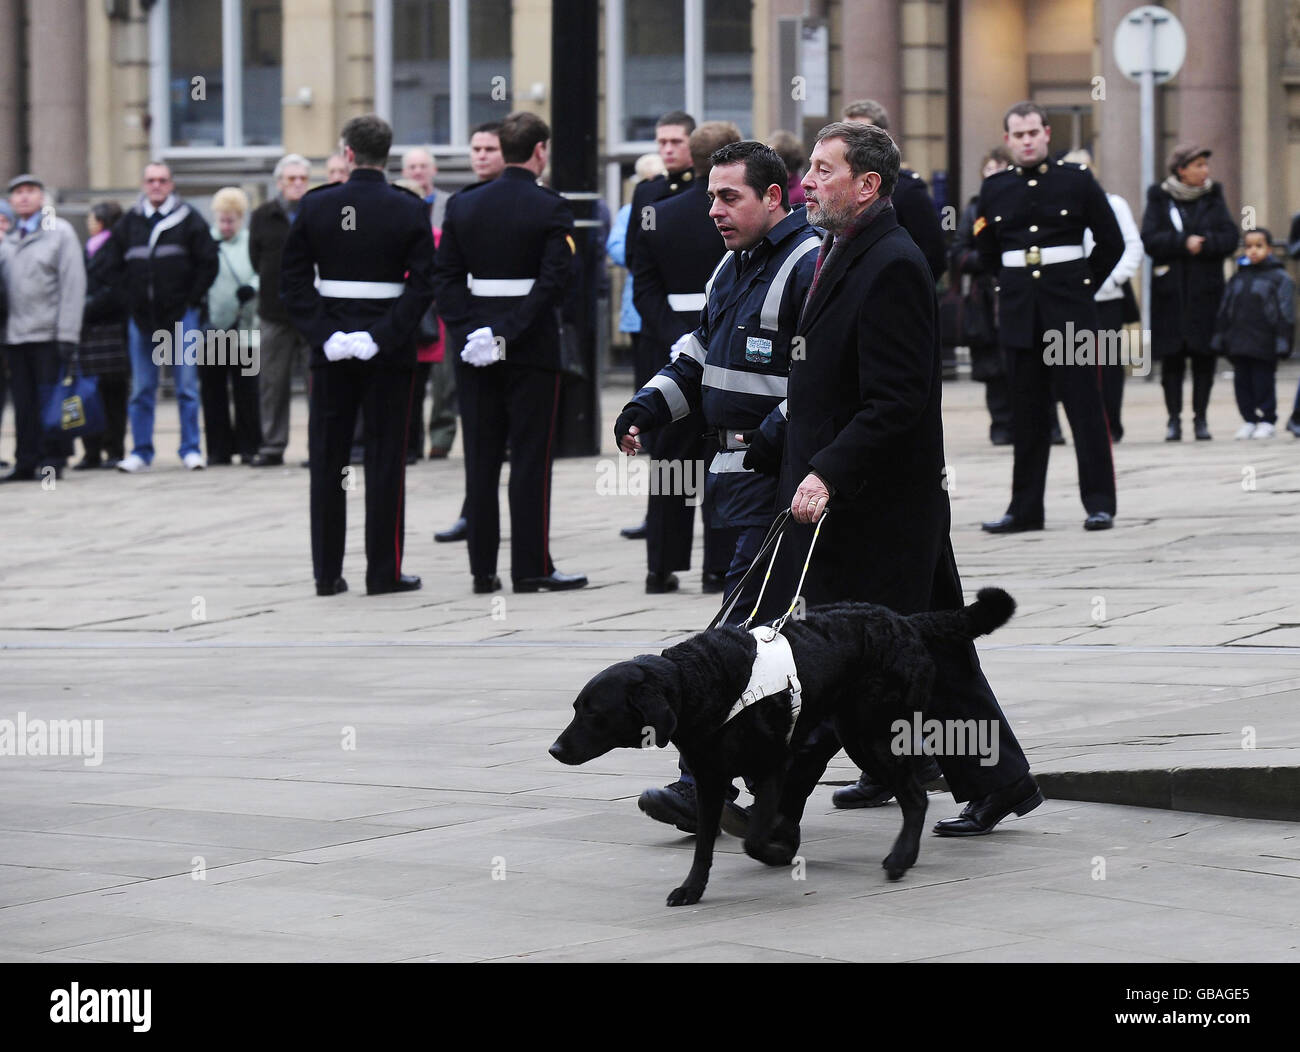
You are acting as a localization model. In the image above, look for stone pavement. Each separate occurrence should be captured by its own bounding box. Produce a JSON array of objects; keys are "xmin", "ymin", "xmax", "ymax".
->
[{"xmin": 1, "ymin": 364, "xmax": 1299, "ymax": 962}]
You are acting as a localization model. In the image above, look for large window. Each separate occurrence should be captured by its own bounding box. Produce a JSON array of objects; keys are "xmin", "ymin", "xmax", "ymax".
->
[
  {"xmin": 608, "ymin": 0, "xmax": 754, "ymax": 152},
  {"xmin": 156, "ymin": 0, "xmax": 283, "ymax": 150},
  {"xmin": 378, "ymin": 0, "xmax": 514, "ymax": 148}
]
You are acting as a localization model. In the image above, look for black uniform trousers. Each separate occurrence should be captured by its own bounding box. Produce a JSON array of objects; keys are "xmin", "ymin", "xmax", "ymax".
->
[
  {"xmin": 6, "ymin": 342, "xmax": 71, "ymax": 473},
  {"xmin": 199, "ymin": 354, "xmax": 262, "ymax": 463},
  {"xmin": 1096, "ymin": 299, "xmax": 1127, "ymax": 440},
  {"xmin": 308, "ymin": 359, "xmax": 415, "ymax": 589},
  {"xmin": 775, "ymin": 540, "xmax": 1032, "ymax": 816},
  {"xmin": 457, "ymin": 358, "xmax": 560, "ymax": 582},
  {"xmin": 1004, "ymin": 309, "xmax": 1116, "ymax": 522}
]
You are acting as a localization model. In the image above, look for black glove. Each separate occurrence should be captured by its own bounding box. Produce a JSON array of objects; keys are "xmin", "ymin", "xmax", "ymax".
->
[
  {"xmin": 740, "ymin": 428, "xmax": 781, "ymax": 477},
  {"xmin": 235, "ymin": 284, "xmax": 256, "ymax": 304},
  {"xmin": 56, "ymin": 341, "xmax": 78, "ymax": 365},
  {"xmin": 614, "ymin": 404, "xmax": 654, "ymax": 451}
]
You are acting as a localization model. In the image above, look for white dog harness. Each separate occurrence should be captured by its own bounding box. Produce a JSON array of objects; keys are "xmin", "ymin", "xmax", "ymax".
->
[{"xmin": 725, "ymin": 626, "xmax": 803, "ymax": 743}]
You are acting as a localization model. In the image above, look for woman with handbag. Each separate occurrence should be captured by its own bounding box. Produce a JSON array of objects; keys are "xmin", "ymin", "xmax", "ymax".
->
[
  {"xmin": 201, "ymin": 187, "xmax": 262, "ymax": 465},
  {"xmin": 1140, "ymin": 144, "xmax": 1239, "ymax": 441},
  {"xmin": 76, "ymin": 201, "xmax": 130, "ymax": 469}
]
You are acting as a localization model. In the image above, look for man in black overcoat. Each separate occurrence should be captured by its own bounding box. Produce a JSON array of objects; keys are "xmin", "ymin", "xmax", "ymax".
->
[{"xmin": 754, "ymin": 121, "xmax": 1041, "ymax": 849}]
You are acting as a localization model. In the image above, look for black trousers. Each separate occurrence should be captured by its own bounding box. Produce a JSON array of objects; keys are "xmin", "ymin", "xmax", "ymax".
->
[
  {"xmin": 1004, "ymin": 331, "xmax": 1116, "ymax": 522},
  {"xmin": 775, "ymin": 541, "xmax": 1031, "ymax": 813},
  {"xmin": 5, "ymin": 343, "xmax": 71, "ymax": 472},
  {"xmin": 199, "ymin": 359, "xmax": 262, "ymax": 463},
  {"xmin": 82, "ymin": 373, "xmax": 129, "ymax": 462},
  {"xmin": 457, "ymin": 360, "xmax": 561, "ymax": 581},
  {"xmin": 407, "ymin": 361, "xmax": 431, "ymax": 456},
  {"xmin": 1231, "ymin": 357, "xmax": 1277, "ymax": 423},
  {"xmin": 645, "ymin": 418, "xmax": 705, "ymax": 574},
  {"xmin": 308, "ymin": 361, "xmax": 415, "ymax": 589},
  {"xmin": 1161, "ymin": 351, "xmax": 1215, "ymax": 420},
  {"xmin": 1097, "ymin": 299, "xmax": 1126, "ymax": 440}
]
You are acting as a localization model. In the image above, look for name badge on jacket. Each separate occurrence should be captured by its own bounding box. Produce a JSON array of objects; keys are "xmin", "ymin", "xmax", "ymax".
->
[{"xmin": 745, "ymin": 336, "xmax": 773, "ymax": 364}]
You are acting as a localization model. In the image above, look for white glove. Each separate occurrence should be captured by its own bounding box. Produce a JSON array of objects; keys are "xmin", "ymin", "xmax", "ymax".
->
[
  {"xmin": 323, "ymin": 331, "xmax": 380, "ymax": 361},
  {"xmin": 323, "ymin": 331, "xmax": 352, "ymax": 362},
  {"xmin": 669, "ymin": 332, "xmax": 694, "ymax": 362},
  {"xmin": 460, "ymin": 326, "xmax": 503, "ymax": 367}
]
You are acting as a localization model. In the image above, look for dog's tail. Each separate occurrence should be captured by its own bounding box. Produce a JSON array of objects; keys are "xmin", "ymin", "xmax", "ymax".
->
[{"xmin": 913, "ymin": 587, "xmax": 1016, "ymax": 644}]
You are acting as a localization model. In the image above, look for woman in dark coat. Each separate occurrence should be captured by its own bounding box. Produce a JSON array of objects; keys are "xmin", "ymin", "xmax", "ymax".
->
[
  {"xmin": 76, "ymin": 201, "xmax": 130, "ymax": 468},
  {"xmin": 1140, "ymin": 144, "xmax": 1238, "ymax": 441}
]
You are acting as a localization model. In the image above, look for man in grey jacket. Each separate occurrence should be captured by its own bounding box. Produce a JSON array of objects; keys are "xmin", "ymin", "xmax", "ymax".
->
[{"xmin": 0, "ymin": 174, "xmax": 85, "ymax": 482}]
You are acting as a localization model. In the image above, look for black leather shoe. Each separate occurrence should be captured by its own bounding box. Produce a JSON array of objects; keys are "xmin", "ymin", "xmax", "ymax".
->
[
  {"xmin": 435, "ymin": 517, "xmax": 467, "ymax": 543},
  {"xmin": 316, "ymin": 577, "xmax": 348, "ymax": 596},
  {"xmin": 701, "ymin": 571, "xmax": 726, "ymax": 594},
  {"xmin": 638, "ymin": 780, "xmax": 699, "ymax": 834},
  {"xmin": 832, "ymin": 758, "xmax": 942, "ymax": 808},
  {"xmin": 719, "ymin": 800, "xmax": 754, "ymax": 838},
  {"xmin": 832, "ymin": 777, "xmax": 895, "ymax": 808},
  {"xmin": 367, "ymin": 573, "xmax": 422, "ymax": 596},
  {"xmin": 249, "ymin": 452, "xmax": 284, "ymax": 467},
  {"xmin": 990, "ymin": 430, "xmax": 1013, "ymax": 446},
  {"xmin": 0, "ymin": 468, "xmax": 37, "ymax": 482},
  {"xmin": 73, "ymin": 455, "xmax": 102, "ymax": 471},
  {"xmin": 645, "ymin": 571, "xmax": 678, "ymax": 594},
  {"xmin": 932, "ymin": 774, "xmax": 1043, "ymax": 837},
  {"xmin": 981, "ymin": 514, "xmax": 1044, "ymax": 534},
  {"xmin": 1194, "ymin": 417, "xmax": 1212, "ymax": 441},
  {"xmin": 1084, "ymin": 511, "xmax": 1114, "ymax": 531},
  {"xmin": 620, "ymin": 520, "xmax": 647, "ymax": 540},
  {"xmin": 1286, "ymin": 418, "xmax": 1300, "ymax": 438},
  {"xmin": 513, "ymin": 570, "xmax": 588, "ymax": 593},
  {"xmin": 473, "ymin": 574, "xmax": 502, "ymax": 594},
  {"xmin": 1165, "ymin": 418, "xmax": 1181, "ymax": 441}
]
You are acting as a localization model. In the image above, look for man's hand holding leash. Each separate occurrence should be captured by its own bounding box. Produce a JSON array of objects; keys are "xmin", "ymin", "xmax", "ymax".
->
[{"xmin": 792, "ymin": 472, "xmax": 831, "ymax": 523}]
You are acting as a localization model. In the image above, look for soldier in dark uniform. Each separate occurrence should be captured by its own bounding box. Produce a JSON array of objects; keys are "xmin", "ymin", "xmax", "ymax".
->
[
  {"xmin": 631, "ymin": 121, "xmax": 741, "ymax": 593},
  {"xmin": 619, "ymin": 110, "xmax": 697, "ymax": 542},
  {"xmin": 432, "ymin": 110, "xmax": 587, "ymax": 595},
  {"xmin": 976, "ymin": 101, "xmax": 1124, "ymax": 533},
  {"xmin": 617, "ymin": 140, "xmax": 821, "ymax": 832},
  {"xmin": 279, "ymin": 114, "xmax": 434, "ymax": 596},
  {"xmin": 843, "ymin": 99, "xmax": 946, "ymax": 282}
]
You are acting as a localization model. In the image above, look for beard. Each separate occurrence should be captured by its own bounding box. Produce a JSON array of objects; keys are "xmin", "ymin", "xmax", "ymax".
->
[{"xmin": 805, "ymin": 195, "xmax": 857, "ymax": 233}]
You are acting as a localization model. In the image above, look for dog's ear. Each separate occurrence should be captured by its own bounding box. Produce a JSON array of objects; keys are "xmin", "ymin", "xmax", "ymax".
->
[{"xmin": 631, "ymin": 683, "xmax": 676, "ymax": 748}]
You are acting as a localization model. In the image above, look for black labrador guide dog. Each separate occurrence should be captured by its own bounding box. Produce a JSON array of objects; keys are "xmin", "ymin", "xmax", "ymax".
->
[{"xmin": 550, "ymin": 588, "xmax": 1016, "ymax": 906}]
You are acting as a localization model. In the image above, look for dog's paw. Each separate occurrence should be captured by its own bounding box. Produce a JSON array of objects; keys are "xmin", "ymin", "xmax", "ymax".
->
[
  {"xmin": 881, "ymin": 850, "xmax": 916, "ymax": 881},
  {"xmin": 744, "ymin": 835, "xmax": 796, "ymax": 868},
  {"xmin": 666, "ymin": 884, "xmax": 704, "ymax": 907}
]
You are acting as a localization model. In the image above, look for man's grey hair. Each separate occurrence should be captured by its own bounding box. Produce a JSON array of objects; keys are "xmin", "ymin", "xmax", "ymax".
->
[
  {"xmin": 842, "ymin": 98, "xmax": 890, "ymax": 130},
  {"xmin": 814, "ymin": 121, "xmax": 901, "ymax": 197},
  {"xmin": 273, "ymin": 153, "xmax": 311, "ymax": 181}
]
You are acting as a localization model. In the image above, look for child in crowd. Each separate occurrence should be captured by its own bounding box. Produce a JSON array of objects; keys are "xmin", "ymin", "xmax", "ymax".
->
[{"xmin": 1211, "ymin": 228, "xmax": 1295, "ymax": 439}]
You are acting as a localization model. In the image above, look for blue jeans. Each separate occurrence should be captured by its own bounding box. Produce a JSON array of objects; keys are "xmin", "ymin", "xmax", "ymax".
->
[{"xmin": 128, "ymin": 310, "xmax": 202, "ymax": 461}]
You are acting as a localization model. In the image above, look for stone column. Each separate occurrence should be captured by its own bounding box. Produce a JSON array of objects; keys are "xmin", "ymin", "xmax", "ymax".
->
[
  {"xmin": 1238, "ymin": 0, "xmax": 1286, "ymax": 234},
  {"xmin": 28, "ymin": 0, "xmax": 89, "ymax": 190},
  {"xmin": 959, "ymin": 0, "xmax": 1028, "ymax": 204},
  {"xmin": 1177, "ymin": 0, "xmax": 1241, "ymax": 214},
  {"xmin": 1094, "ymin": 0, "xmax": 1144, "ymax": 212},
  {"xmin": 841, "ymin": 0, "xmax": 901, "ymax": 130},
  {"xmin": 0, "ymin": 0, "xmax": 22, "ymax": 175}
]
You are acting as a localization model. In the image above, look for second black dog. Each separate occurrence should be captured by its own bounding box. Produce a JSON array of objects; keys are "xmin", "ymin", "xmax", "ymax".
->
[{"xmin": 550, "ymin": 588, "xmax": 1016, "ymax": 906}]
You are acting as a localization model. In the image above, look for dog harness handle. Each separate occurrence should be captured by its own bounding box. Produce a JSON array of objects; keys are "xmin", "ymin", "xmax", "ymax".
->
[
  {"xmin": 771, "ymin": 508, "xmax": 830, "ymax": 632},
  {"xmin": 708, "ymin": 509, "xmax": 791, "ymax": 630}
]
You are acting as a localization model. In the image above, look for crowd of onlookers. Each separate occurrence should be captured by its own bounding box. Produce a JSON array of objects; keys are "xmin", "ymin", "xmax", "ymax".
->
[
  {"xmin": 2, "ymin": 129, "xmax": 1299, "ymax": 484},
  {"xmin": 0, "ymin": 146, "xmax": 455, "ymax": 480}
]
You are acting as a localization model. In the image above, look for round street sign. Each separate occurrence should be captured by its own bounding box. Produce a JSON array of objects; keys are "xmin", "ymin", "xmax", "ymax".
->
[{"xmin": 1114, "ymin": 5, "xmax": 1186, "ymax": 84}]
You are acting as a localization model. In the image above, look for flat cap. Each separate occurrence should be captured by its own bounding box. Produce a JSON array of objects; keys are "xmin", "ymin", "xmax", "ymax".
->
[
  {"xmin": 6, "ymin": 173, "xmax": 44, "ymax": 192},
  {"xmin": 1167, "ymin": 144, "xmax": 1211, "ymax": 175}
]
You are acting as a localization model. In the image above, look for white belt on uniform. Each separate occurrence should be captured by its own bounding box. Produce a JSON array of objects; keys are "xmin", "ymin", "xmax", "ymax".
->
[
  {"xmin": 1001, "ymin": 245, "xmax": 1085, "ymax": 268},
  {"xmin": 317, "ymin": 279, "xmax": 405, "ymax": 299},
  {"xmin": 667, "ymin": 292, "xmax": 707, "ymax": 312},
  {"xmin": 467, "ymin": 275, "xmax": 536, "ymax": 296}
]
